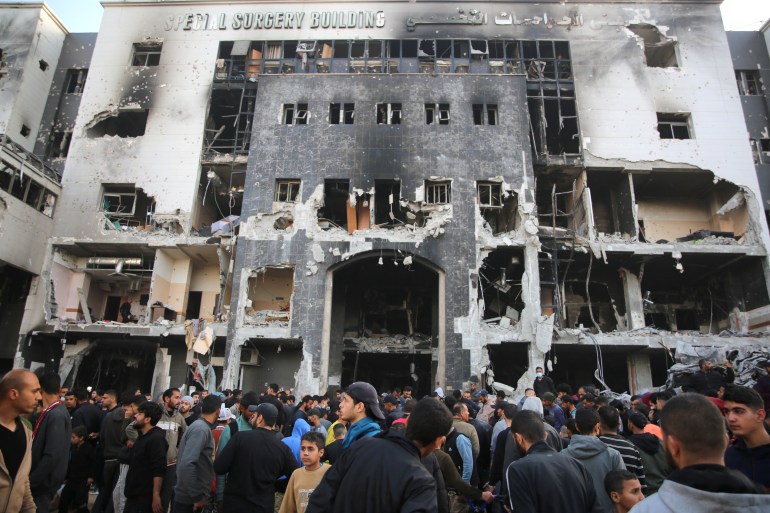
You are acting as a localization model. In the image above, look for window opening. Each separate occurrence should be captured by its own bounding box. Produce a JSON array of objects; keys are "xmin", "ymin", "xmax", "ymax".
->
[
  {"xmin": 473, "ymin": 104, "xmax": 498, "ymax": 125},
  {"xmin": 736, "ymin": 70, "xmax": 762, "ymax": 96},
  {"xmin": 318, "ymin": 179, "xmax": 349, "ymax": 229},
  {"xmin": 425, "ymin": 180, "xmax": 451, "ymax": 204},
  {"xmin": 275, "ymin": 180, "xmax": 301, "ymax": 202},
  {"xmin": 425, "ymin": 103, "xmax": 450, "ymax": 125},
  {"xmin": 374, "ymin": 180, "xmax": 405, "ymax": 226},
  {"xmin": 47, "ymin": 131, "xmax": 72, "ymax": 159},
  {"xmin": 64, "ymin": 69, "xmax": 87, "ymax": 94},
  {"xmin": 20, "ymin": 125, "xmax": 31, "ymax": 137},
  {"xmin": 100, "ymin": 184, "xmax": 155, "ymax": 229},
  {"xmin": 657, "ymin": 113, "xmax": 691, "ymax": 139},
  {"xmin": 282, "ymin": 103, "xmax": 309, "ymax": 125},
  {"xmin": 376, "ymin": 103, "xmax": 401, "ymax": 125},
  {"xmin": 131, "ymin": 42, "xmax": 162, "ymax": 66},
  {"xmin": 39, "ymin": 59, "xmax": 49, "ymax": 71},
  {"xmin": 87, "ymin": 110, "xmax": 148, "ymax": 138},
  {"xmin": 330, "ymin": 103, "xmax": 355, "ymax": 124}
]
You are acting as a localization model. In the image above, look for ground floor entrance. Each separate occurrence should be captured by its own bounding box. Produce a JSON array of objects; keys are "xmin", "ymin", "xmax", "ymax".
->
[{"xmin": 341, "ymin": 351, "xmax": 432, "ymax": 396}]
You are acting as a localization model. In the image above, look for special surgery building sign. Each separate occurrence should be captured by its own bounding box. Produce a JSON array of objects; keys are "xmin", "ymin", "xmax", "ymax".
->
[{"xmin": 164, "ymin": 10, "xmax": 386, "ymax": 31}]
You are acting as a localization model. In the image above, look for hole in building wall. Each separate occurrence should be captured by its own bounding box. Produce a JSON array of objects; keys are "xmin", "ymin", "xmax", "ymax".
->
[
  {"xmin": 245, "ymin": 266, "xmax": 294, "ymax": 325},
  {"xmin": 528, "ymin": 97, "xmax": 579, "ymax": 155},
  {"xmin": 39, "ymin": 59, "xmax": 49, "ymax": 71},
  {"xmin": 627, "ymin": 24, "xmax": 678, "ymax": 68},
  {"xmin": 100, "ymin": 184, "xmax": 156, "ymax": 230},
  {"xmin": 20, "ymin": 125, "xmax": 30, "ymax": 137},
  {"xmin": 205, "ymin": 88, "xmax": 255, "ymax": 155},
  {"xmin": 318, "ymin": 179, "xmax": 349, "ymax": 230},
  {"xmin": 374, "ymin": 180, "xmax": 406, "ymax": 227},
  {"xmin": 487, "ymin": 343, "xmax": 529, "ymax": 387},
  {"xmin": 536, "ymin": 169, "xmax": 587, "ymax": 234},
  {"xmin": 87, "ymin": 110, "xmax": 148, "ymax": 138},
  {"xmin": 632, "ymin": 171, "xmax": 747, "ymax": 243},
  {"xmin": 587, "ymin": 170, "xmax": 637, "ymax": 238},
  {"xmin": 197, "ymin": 166, "xmax": 244, "ymax": 231},
  {"xmin": 478, "ymin": 248, "xmax": 525, "ymax": 324},
  {"xmin": 549, "ymin": 345, "xmax": 637, "ymax": 393}
]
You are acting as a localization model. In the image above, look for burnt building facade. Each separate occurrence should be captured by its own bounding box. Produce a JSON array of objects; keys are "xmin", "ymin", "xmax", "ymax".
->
[{"xmin": 16, "ymin": 0, "xmax": 770, "ymax": 397}]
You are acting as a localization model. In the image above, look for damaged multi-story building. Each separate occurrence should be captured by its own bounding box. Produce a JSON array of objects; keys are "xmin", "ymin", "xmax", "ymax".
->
[{"xmin": 11, "ymin": 0, "xmax": 770, "ymax": 397}]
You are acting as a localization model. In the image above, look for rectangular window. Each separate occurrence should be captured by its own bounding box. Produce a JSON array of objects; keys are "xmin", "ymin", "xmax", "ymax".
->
[
  {"xmin": 657, "ymin": 113, "xmax": 691, "ymax": 140},
  {"xmin": 736, "ymin": 70, "xmax": 762, "ymax": 96},
  {"xmin": 282, "ymin": 103, "xmax": 309, "ymax": 125},
  {"xmin": 275, "ymin": 180, "xmax": 301, "ymax": 202},
  {"xmin": 425, "ymin": 180, "xmax": 451, "ymax": 204},
  {"xmin": 131, "ymin": 42, "xmax": 162, "ymax": 66},
  {"xmin": 101, "ymin": 185, "xmax": 138, "ymax": 216},
  {"xmin": 47, "ymin": 131, "xmax": 72, "ymax": 159},
  {"xmin": 376, "ymin": 103, "xmax": 401, "ymax": 125},
  {"xmin": 473, "ymin": 104, "xmax": 498, "ymax": 125},
  {"xmin": 425, "ymin": 103, "xmax": 450, "ymax": 125},
  {"xmin": 330, "ymin": 103, "xmax": 354, "ymax": 124},
  {"xmin": 760, "ymin": 138, "xmax": 770, "ymax": 164},
  {"xmin": 64, "ymin": 69, "xmax": 88, "ymax": 94},
  {"xmin": 477, "ymin": 181, "xmax": 502, "ymax": 207}
]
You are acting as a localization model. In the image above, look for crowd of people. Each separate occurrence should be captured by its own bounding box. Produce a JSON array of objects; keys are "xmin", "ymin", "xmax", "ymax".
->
[{"xmin": 0, "ymin": 357, "xmax": 767, "ymax": 513}]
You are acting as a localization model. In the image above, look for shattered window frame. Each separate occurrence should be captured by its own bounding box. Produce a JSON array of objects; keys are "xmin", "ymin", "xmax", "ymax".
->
[
  {"xmin": 657, "ymin": 113, "xmax": 692, "ymax": 140},
  {"xmin": 376, "ymin": 103, "xmax": 401, "ymax": 125},
  {"xmin": 0, "ymin": 159, "xmax": 56, "ymax": 216},
  {"xmin": 425, "ymin": 103, "xmax": 450, "ymax": 125},
  {"xmin": 274, "ymin": 179, "xmax": 301, "ymax": 202},
  {"xmin": 100, "ymin": 185, "xmax": 138, "ymax": 217},
  {"xmin": 47, "ymin": 131, "xmax": 72, "ymax": 160},
  {"xmin": 329, "ymin": 102, "xmax": 355, "ymax": 124},
  {"xmin": 282, "ymin": 103, "xmax": 309, "ymax": 125},
  {"xmin": 735, "ymin": 70, "xmax": 762, "ymax": 96},
  {"xmin": 425, "ymin": 180, "xmax": 451, "ymax": 204},
  {"xmin": 477, "ymin": 181, "xmax": 503, "ymax": 207},
  {"xmin": 131, "ymin": 42, "xmax": 162, "ymax": 67}
]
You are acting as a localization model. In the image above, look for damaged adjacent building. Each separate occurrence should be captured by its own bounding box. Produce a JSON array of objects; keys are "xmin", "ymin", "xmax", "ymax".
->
[{"xmin": 11, "ymin": 0, "xmax": 770, "ymax": 397}]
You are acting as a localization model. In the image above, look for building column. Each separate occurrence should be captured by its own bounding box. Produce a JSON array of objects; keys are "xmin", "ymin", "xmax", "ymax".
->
[
  {"xmin": 620, "ymin": 268, "xmax": 645, "ymax": 330},
  {"xmin": 627, "ymin": 352, "xmax": 652, "ymax": 394}
]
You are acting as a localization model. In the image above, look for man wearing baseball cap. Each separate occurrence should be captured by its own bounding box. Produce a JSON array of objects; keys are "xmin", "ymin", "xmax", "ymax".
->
[{"xmin": 338, "ymin": 382, "xmax": 384, "ymax": 449}]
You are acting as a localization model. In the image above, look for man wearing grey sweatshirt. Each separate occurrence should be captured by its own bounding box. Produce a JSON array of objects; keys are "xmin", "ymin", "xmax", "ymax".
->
[
  {"xmin": 172, "ymin": 394, "xmax": 222, "ymax": 513},
  {"xmin": 564, "ymin": 408, "xmax": 625, "ymax": 513}
]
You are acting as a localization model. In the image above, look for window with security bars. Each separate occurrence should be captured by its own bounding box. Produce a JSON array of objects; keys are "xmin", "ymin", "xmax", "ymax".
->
[{"xmin": 425, "ymin": 180, "xmax": 451, "ymax": 204}]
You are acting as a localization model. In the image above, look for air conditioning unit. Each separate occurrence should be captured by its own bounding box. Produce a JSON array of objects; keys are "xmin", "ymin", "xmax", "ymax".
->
[{"xmin": 240, "ymin": 348, "xmax": 261, "ymax": 365}]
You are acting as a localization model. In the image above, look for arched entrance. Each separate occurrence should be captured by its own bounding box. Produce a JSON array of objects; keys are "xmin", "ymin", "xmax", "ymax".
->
[{"xmin": 320, "ymin": 252, "xmax": 445, "ymax": 396}]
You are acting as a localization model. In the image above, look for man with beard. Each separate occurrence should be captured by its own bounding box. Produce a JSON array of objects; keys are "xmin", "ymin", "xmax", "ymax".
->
[
  {"xmin": 505, "ymin": 411, "xmax": 599, "ymax": 513},
  {"xmin": 629, "ymin": 393, "xmax": 766, "ymax": 513},
  {"xmin": 124, "ymin": 401, "xmax": 168, "ymax": 513}
]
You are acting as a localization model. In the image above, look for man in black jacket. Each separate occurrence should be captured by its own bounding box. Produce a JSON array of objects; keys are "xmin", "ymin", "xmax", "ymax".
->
[
  {"xmin": 306, "ymin": 397, "xmax": 453, "ymax": 513},
  {"xmin": 30, "ymin": 372, "xmax": 71, "ymax": 513},
  {"xmin": 505, "ymin": 411, "xmax": 600, "ymax": 513},
  {"xmin": 214, "ymin": 403, "xmax": 298, "ymax": 512},
  {"xmin": 93, "ymin": 392, "xmax": 134, "ymax": 513},
  {"xmin": 69, "ymin": 388, "xmax": 102, "ymax": 436},
  {"xmin": 533, "ymin": 366, "xmax": 556, "ymax": 398},
  {"xmin": 260, "ymin": 383, "xmax": 286, "ymax": 431},
  {"xmin": 686, "ymin": 358, "xmax": 735, "ymax": 395},
  {"xmin": 124, "ymin": 401, "xmax": 168, "ymax": 513}
]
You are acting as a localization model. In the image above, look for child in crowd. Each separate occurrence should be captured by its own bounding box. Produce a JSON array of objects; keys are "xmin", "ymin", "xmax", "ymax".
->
[
  {"xmin": 59, "ymin": 425, "xmax": 97, "ymax": 513},
  {"xmin": 279, "ymin": 432, "xmax": 330, "ymax": 513},
  {"xmin": 604, "ymin": 469, "xmax": 644, "ymax": 513}
]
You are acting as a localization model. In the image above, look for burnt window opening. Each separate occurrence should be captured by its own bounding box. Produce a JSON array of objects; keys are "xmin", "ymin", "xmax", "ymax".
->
[
  {"xmin": 374, "ymin": 180, "xmax": 405, "ymax": 227},
  {"xmin": 425, "ymin": 180, "xmax": 451, "ymax": 204},
  {"xmin": 632, "ymin": 171, "xmax": 748, "ymax": 244},
  {"xmin": 47, "ymin": 131, "xmax": 72, "ymax": 159},
  {"xmin": 657, "ymin": 113, "xmax": 691, "ymax": 140},
  {"xmin": 0, "ymin": 160, "xmax": 56, "ymax": 215},
  {"xmin": 282, "ymin": 103, "xmax": 309, "ymax": 125},
  {"xmin": 479, "ymin": 248, "xmax": 526, "ymax": 323},
  {"xmin": 376, "ymin": 103, "xmax": 401, "ymax": 125},
  {"xmin": 478, "ymin": 181, "xmax": 517, "ymax": 234},
  {"xmin": 131, "ymin": 42, "xmax": 162, "ymax": 66},
  {"xmin": 19, "ymin": 125, "xmax": 30, "ymax": 137},
  {"xmin": 528, "ymin": 96, "xmax": 579, "ymax": 156},
  {"xmin": 736, "ymin": 70, "xmax": 762, "ymax": 96},
  {"xmin": 64, "ymin": 69, "xmax": 88, "ymax": 94},
  {"xmin": 318, "ymin": 179, "xmax": 349, "ymax": 230},
  {"xmin": 627, "ymin": 24, "xmax": 678, "ymax": 68},
  {"xmin": 274, "ymin": 179, "xmax": 301, "ymax": 202},
  {"xmin": 87, "ymin": 110, "xmax": 148, "ymax": 138},
  {"xmin": 587, "ymin": 171, "xmax": 637, "ymax": 238},
  {"xmin": 425, "ymin": 103, "xmax": 450, "ymax": 125},
  {"xmin": 39, "ymin": 59, "xmax": 48, "ymax": 71},
  {"xmin": 205, "ymin": 88, "xmax": 256, "ymax": 156},
  {"xmin": 100, "ymin": 184, "xmax": 155, "ymax": 228},
  {"xmin": 245, "ymin": 267, "xmax": 294, "ymax": 324},
  {"xmin": 473, "ymin": 104, "xmax": 498, "ymax": 125},
  {"xmin": 330, "ymin": 103, "xmax": 354, "ymax": 124},
  {"xmin": 535, "ymin": 170, "xmax": 588, "ymax": 235}
]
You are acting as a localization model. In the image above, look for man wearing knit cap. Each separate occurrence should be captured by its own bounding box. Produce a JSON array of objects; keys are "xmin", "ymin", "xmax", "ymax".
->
[
  {"xmin": 179, "ymin": 395, "xmax": 198, "ymax": 426},
  {"xmin": 338, "ymin": 382, "xmax": 384, "ymax": 449}
]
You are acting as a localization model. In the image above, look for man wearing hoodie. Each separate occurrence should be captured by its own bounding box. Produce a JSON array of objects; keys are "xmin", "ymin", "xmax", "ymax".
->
[
  {"xmin": 722, "ymin": 386, "xmax": 770, "ymax": 489},
  {"xmin": 628, "ymin": 393, "xmax": 767, "ymax": 513},
  {"xmin": 564, "ymin": 408, "xmax": 625, "ymax": 513},
  {"xmin": 282, "ymin": 417, "xmax": 312, "ymax": 465},
  {"xmin": 338, "ymin": 382, "xmax": 383, "ymax": 449},
  {"xmin": 626, "ymin": 412, "xmax": 670, "ymax": 494}
]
